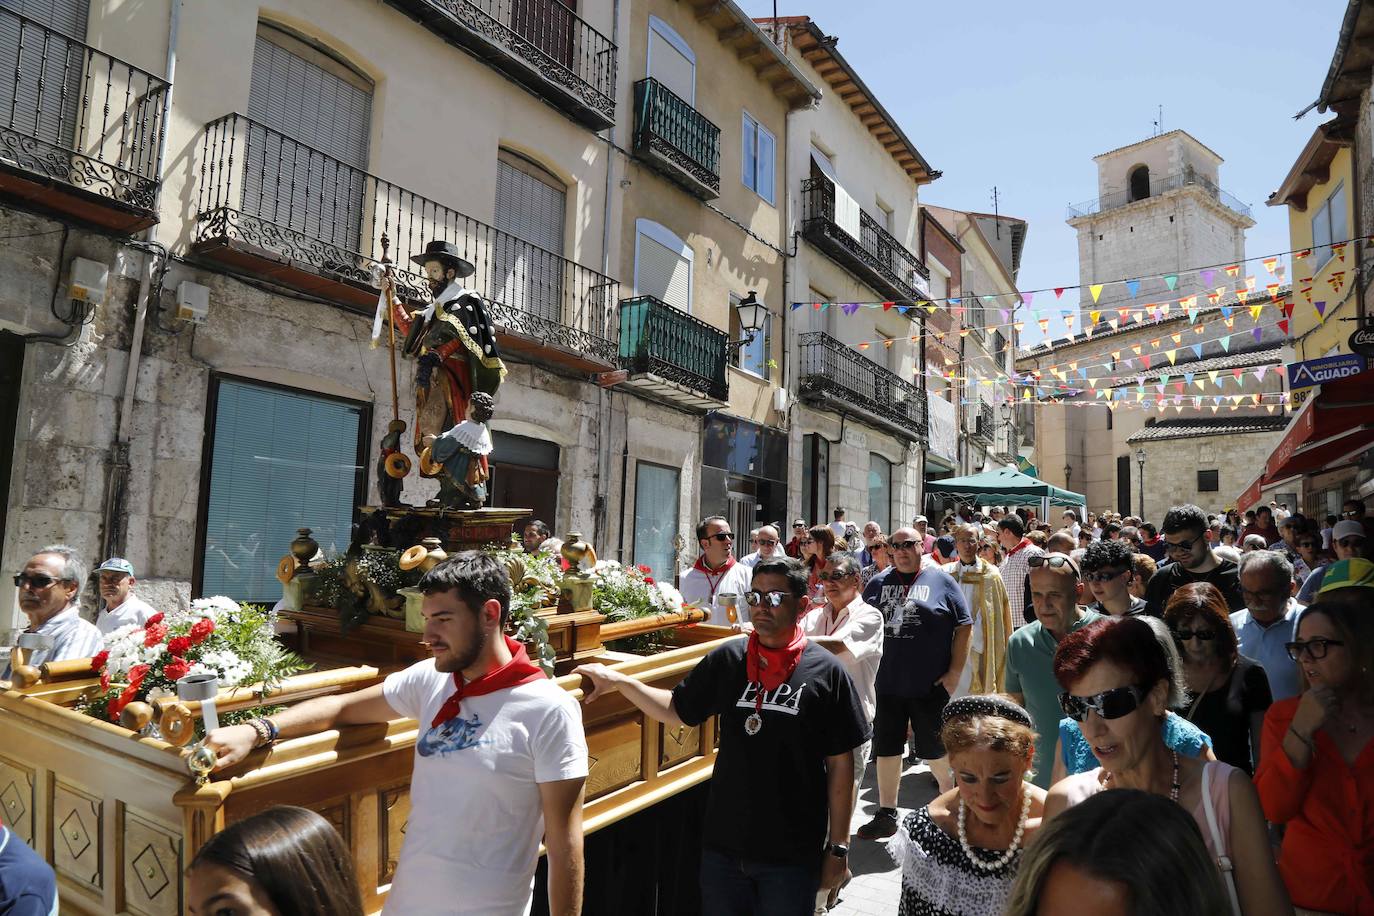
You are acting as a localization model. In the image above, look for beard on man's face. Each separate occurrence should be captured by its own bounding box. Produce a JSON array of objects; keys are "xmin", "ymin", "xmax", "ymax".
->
[{"xmin": 434, "ymin": 622, "xmax": 486, "ymax": 674}]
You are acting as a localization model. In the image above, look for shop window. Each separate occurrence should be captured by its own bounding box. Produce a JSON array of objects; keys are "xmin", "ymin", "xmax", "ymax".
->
[
  {"xmin": 633, "ymin": 462, "xmax": 680, "ymax": 582},
  {"xmin": 199, "ymin": 376, "xmax": 368, "ymax": 602}
]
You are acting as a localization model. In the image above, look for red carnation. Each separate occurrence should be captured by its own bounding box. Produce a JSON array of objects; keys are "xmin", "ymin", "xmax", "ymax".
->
[
  {"xmin": 99, "ymin": 671, "xmax": 111, "ymax": 692},
  {"xmin": 637, "ymin": 565, "xmax": 651, "ymax": 574},
  {"xmin": 644, "ymin": 576, "xmax": 655, "ymax": 585},
  {"xmin": 127, "ymin": 664, "xmax": 150, "ymax": 688},
  {"xmin": 90, "ymin": 651, "xmax": 108, "ymax": 672},
  {"xmin": 189, "ymin": 618, "xmax": 215, "ymax": 646},
  {"xmin": 163, "ymin": 657, "xmax": 190, "ymax": 681},
  {"xmin": 109, "ymin": 679, "xmax": 144, "ymax": 722},
  {"xmin": 167, "ymin": 636, "xmax": 192, "ymax": 656},
  {"xmin": 146, "ymin": 612, "xmax": 164, "ymax": 627},
  {"xmin": 143, "ymin": 623, "xmax": 168, "ymax": 648}
]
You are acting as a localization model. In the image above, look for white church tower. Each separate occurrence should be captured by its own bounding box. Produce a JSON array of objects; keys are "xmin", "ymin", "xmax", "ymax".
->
[{"xmin": 1067, "ymin": 130, "xmax": 1253, "ymax": 322}]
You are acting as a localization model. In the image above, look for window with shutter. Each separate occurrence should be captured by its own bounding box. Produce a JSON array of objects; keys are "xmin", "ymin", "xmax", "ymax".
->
[
  {"xmin": 634, "ymin": 220, "xmax": 692, "ymax": 312},
  {"xmin": 199, "ymin": 377, "xmax": 368, "ymax": 603},
  {"xmin": 647, "ymin": 16, "xmax": 694, "ymax": 103},
  {"xmin": 492, "ymin": 150, "xmax": 567, "ymax": 323},
  {"xmin": 244, "ymin": 24, "xmax": 372, "ymax": 255},
  {"xmin": 0, "ymin": 0, "xmax": 88, "ymax": 150}
]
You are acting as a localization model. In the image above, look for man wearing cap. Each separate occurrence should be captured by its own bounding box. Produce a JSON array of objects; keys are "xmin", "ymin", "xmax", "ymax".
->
[
  {"xmin": 912, "ymin": 516, "xmax": 936, "ymax": 555},
  {"xmin": 95, "ymin": 558, "xmax": 157, "ymax": 635},
  {"xmin": 1297, "ymin": 518, "xmax": 1367, "ymax": 604},
  {"xmin": 785, "ymin": 519, "xmax": 808, "ymax": 559},
  {"xmin": 391, "ymin": 239, "xmax": 508, "ymax": 458}
]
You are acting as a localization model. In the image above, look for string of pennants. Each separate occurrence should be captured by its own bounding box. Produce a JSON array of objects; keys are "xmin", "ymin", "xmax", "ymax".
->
[{"xmin": 790, "ymin": 234, "xmax": 1369, "ymax": 357}]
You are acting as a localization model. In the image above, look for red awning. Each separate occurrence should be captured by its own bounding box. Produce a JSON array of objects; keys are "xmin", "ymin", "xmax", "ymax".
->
[{"xmin": 1241, "ymin": 369, "xmax": 1374, "ymax": 504}]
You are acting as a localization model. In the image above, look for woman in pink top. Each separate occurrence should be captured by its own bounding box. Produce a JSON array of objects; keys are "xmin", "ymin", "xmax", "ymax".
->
[{"xmin": 1042, "ymin": 617, "xmax": 1291, "ymax": 916}]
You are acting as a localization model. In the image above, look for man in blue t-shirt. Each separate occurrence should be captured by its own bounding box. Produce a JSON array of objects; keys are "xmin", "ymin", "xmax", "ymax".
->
[
  {"xmin": 855, "ymin": 526, "xmax": 971, "ymax": 840},
  {"xmin": 0, "ymin": 825, "xmax": 58, "ymax": 915}
]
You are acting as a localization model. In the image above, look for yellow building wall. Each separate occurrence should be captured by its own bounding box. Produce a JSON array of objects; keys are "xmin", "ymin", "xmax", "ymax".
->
[{"xmin": 1288, "ymin": 146, "xmax": 1357, "ymax": 361}]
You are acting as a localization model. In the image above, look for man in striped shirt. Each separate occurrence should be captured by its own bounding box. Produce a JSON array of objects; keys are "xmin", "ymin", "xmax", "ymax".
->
[{"xmin": 996, "ymin": 515, "xmax": 1041, "ymax": 629}]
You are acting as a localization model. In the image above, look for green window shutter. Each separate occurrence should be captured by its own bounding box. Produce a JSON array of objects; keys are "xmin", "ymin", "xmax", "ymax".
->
[{"xmin": 202, "ymin": 378, "xmax": 365, "ymax": 603}]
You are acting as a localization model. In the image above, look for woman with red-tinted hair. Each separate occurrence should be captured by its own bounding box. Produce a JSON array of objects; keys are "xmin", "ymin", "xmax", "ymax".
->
[
  {"xmin": 803, "ymin": 524, "xmax": 836, "ymax": 603},
  {"xmin": 1042, "ymin": 617, "xmax": 1290, "ymax": 916}
]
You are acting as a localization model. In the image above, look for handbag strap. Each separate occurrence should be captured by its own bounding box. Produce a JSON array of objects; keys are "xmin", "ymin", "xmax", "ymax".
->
[{"xmin": 1201, "ymin": 762, "xmax": 1243, "ymax": 916}]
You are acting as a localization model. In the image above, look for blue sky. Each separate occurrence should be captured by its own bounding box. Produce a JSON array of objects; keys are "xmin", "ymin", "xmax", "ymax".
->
[{"xmin": 738, "ymin": 0, "xmax": 1349, "ymax": 347}]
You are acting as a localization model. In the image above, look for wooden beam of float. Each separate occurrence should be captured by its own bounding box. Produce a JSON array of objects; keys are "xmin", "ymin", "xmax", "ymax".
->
[{"xmin": 0, "ymin": 618, "xmax": 736, "ymax": 915}]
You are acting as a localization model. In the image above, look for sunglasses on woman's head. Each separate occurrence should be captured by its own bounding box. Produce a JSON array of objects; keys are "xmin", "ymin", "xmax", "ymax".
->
[{"xmin": 1058, "ymin": 685, "xmax": 1147, "ymax": 722}]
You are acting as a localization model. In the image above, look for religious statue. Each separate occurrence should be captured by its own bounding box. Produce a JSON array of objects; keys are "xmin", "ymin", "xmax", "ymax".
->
[
  {"xmin": 425, "ymin": 392, "xmax": 494, "ymax": 510},
  {"xmin": 390, "ymin": 240, "xmax": 507, "ymax": 467}
]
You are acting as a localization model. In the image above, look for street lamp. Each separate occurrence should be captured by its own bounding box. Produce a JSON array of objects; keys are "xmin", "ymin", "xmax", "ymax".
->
[
  {"xmin": 725, "ymin": 290, "xmax": 767, "ymax": 356},
  {"xmin": 1063, "ymin": 463, "xmax": 1072, "ymax": 489},
  {"xmin": 1135, "ymin": 447, "xmax": 1146, "ymax": 520}
]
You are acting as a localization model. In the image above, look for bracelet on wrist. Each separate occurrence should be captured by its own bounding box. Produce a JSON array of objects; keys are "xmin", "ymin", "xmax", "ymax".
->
[
  {"xmin": 248, "ymin": 717, "xmax": 279, "ymax": 749},
  {"xmin": 1288, "ymin": 725, "xmax": 1314, "ymax": 750}
]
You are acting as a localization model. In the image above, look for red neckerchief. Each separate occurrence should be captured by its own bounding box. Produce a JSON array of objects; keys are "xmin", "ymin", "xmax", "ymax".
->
[
  {"xmin": 745, "ymin": 627, "xmax": 807, "ymax": 718},
  {"xmin": 430, "ymin": 636, "xmax": 545, "ymax": 728},
  {"xmin": 693, "ymin": 554, "xmax": 736, "ymax": 600},
  {"xmin": 1007, "ymin": 538, "xmax": 1032, "ymax": 557}
]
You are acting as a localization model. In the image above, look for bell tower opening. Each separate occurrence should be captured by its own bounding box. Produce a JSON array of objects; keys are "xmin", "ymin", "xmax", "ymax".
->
[{"xmin": 1128, "ymin": 164, "xmax": 1150, "ymax": 202}]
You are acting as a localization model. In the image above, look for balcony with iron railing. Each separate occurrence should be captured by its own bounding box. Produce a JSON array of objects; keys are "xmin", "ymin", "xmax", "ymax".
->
[
  {"xmin": 797, "ymin": 331, "xmax": 927, "ymax": 440},
  {"xmin": 0, "ymin": 8, "xmax": 169, "ymax": 232},
  {"xmin": 1066, "ymin": 169, "xmax": 1252, "ymax": 221},
  {"xmin": 192, "ymin": 113, "xmax": 619, "ymax": 372},
  {"xmin": 385, "ymin": 0, "xmax": 616, "ymax": 129},
  {"xmin": 618, "ymin": 295, "xmax": 728, "ymax": 409},
  {"xmin": 800, "ymin": 175, "xmax": 930, "ymax": 306},
  {"xmin": 632, "ymin": 77, "xmax": 720, "ymax": 201},
  {"xmin": 971, "ymin": 401, "xmax": 995, "ymax": 445}
]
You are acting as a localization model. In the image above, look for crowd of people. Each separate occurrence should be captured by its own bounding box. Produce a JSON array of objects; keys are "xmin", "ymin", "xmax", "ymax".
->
[{"xmin": 3, "ymin": 494, "xmax": 1372, "ymax": 914}]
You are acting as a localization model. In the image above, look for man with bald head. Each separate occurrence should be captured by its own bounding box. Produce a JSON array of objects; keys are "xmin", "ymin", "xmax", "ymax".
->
[
  {"xmin": 856, "ymin": 526, "xmax": 970, "ymax": 839},
  {"xmin": 1005, "ymin": 552, "xmax": 1101, "ymax": 787},
  {"xmin": 739, "ymin": 525, "xmax": 781, "ymax": 568}
]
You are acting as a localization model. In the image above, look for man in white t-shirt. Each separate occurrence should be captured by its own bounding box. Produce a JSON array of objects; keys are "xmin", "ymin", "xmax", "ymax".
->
[
  {"xmin": 829, "ymin": 507, "xmax": 848, "ymax": 538},
  {"xmin": 93, "ymin": 557, "xmax": 157, "ymax": 635},
  {"xmin": 739, "ymin": 524, "xmax": 781, "ymax": 568},
  {"xmin": 204, "ymin": 552, "xmax": 588, "ymax": 915},
  {"xmin": 679, "ymin": 516, "xmax": 755, "ymax": 627}
]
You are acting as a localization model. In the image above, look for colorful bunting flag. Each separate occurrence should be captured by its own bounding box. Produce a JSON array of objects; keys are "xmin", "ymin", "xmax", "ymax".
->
[
  {"xmin": 1225, "ymin": 264, "xmax": 1240, "ymax": 277},
  {"xmin": 1263, "ymin": 257, "xmax": 1279, "ymax": 275},
  {"xmin": 1164, "ymin": 274, "xmax": 1178, "ymax": 291},
  {"xmin": 1125, "ymin": 279, "xmax": 1140, "ymax": 298},
  {"xmin": 1090, "ymin": 284, "xmax": 1104, "ymax": 303}
]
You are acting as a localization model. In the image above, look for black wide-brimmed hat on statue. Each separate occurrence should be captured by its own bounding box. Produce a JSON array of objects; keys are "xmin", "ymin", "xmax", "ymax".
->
[{"xmin": 411, "ymin": 239, "xmax": 476, "ymax": 278}]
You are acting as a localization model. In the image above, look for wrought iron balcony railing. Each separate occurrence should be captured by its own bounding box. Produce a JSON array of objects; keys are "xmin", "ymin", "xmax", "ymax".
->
[
  {"xmin": 386, "ymin": 0, "xmax": 616, "ymax": 129},
  {"xmin": 194, "ymin": 113, "xmax": 618, "ymax": 365},
  {"xmin": 797, "ymin": 331, "xmax": 928, "ymax": 440},
  {"xmin": 1066, "ymin": 169, "xmax": 1252, "ymax": 220},
  {"xmin": 632, "ymin": 77, "xmax": 721, "ymax": 200},
  {"xmin": 971, "ymin": 401, "xmax": 995, "ymax": 444},
  {"xmin": 618, "ymin": 296, "xmax": 728, "ymax": 403},
  {"xmin": 800, "ymin": 175, "xmax": 929, "ymax": 305},
  {"xmin": 0, "ymin": 7, "xmax": 168, "ymax": 227}
]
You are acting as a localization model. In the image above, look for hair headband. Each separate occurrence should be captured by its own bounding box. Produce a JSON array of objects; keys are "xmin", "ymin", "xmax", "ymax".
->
[{"xmin": 941, "ymin": 695, "xmax": 1033, "ymax": 729}]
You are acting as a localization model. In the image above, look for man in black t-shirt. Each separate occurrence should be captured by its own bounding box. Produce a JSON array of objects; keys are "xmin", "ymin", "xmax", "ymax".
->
[
  {"xmin": 576, "ymin": 556, "xmax": 868, "ymax": 915},
  {"xmin": 1144, "ymin": 503, "xmax": 1245, "ymax": 615}
]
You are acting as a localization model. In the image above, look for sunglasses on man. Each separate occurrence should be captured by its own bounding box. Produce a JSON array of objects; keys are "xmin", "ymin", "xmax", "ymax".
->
[
  {"xmin": 889, "ymin": 539, "xmax": 919, "ymax": 550},
  {"xmin": 704, "ymin": 532, "xmax": 734, "ymax": 542},
  {"xmin": 1058, "ymin": 684, "xmax": 1147, "ymax": 722},
  {"xmin": 13, "ymin": 573, "xmax": 65, "ymax": 590},
  {"xmin": 745, "ymin": 589, "xmax": 792, "ymax": 608},
  {"xmin": 1164, "ymin": 535, "xmax": 1202, "ymax": 553},
  {"xmin": 817, "ymin": 570, "xmax": 856, "ymax": 582},
  {"xmin": 755, "ymin": 538, "xmax": 779, "ymax": 547}
]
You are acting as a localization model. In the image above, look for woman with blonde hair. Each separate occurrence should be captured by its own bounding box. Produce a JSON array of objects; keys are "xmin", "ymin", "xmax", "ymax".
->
[
  {"xmin": 888, "ymin": 694, "xmax": 1046, "ymax": 915},
  {"xmin": 1006, "ymin": 788, "xmax": 1229, "ymax": 916}
]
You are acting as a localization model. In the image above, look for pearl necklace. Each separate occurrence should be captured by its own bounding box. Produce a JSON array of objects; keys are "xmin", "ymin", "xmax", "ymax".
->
[{"xmin": 957, "ymin": 785, "xmax": 1033, "ymax": 872}]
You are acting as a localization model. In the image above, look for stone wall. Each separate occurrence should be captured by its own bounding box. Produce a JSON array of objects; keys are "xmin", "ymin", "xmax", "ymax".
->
[
  {"xmin": 1135, "ymin": 430, "xmax": 1283, "ymax": 522},
  {"xmin": 789, "ymin": 405, "xmax": 919, "ymax": 533}
]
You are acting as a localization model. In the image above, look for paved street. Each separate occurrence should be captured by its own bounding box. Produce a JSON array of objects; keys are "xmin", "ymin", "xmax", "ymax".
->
[{"xmin": 826, "ymin": 757, "xmax": 940, "ymax": 916}]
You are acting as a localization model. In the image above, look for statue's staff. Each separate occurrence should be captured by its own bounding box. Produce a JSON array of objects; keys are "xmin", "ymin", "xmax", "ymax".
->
[{"xmin": 372, "ymin": 232, "xmax": 412, "ymax": 486}]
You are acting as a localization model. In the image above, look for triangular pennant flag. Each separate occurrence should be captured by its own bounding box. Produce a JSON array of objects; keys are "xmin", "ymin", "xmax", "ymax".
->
[
  {"xmin": 950, "ymin": 297, "xmax": 961, "ymax": 306},
  {"xmin": 1195, "ymin": 379, "xmax": 1207, "ymax": 391},
  {"xmin": 1055, "ymin": 287, "xmax": 1066, "ymax": 299},
  {"xmin": 1191, "ymin": 343, "xmax": 1203, "ymax": 359},
  {"xmin": 1201, "ymin": 268, "xmax": 1216, "ymax": 286},
  {"xmin": 1219, "ymin": 335, "xmax": 1230, "ymax": 352},
  {"xmin": 1263, "ymin": 257, "xmax": 1279, "ymax": 275},
  {"xmin": 1023, "ymin": 292, "xmax": 1034, "ymax": 307},
  {"xmin": 1108, "ymin": 318, "xmax": 1120, "ymax": 330},
  {"xmin": 1221, "ymin": 305, "xmax": 1233, "ymax": 319},
  {"xmin": 1184, "ymin": 372, "xmax": 1195, "ymax": 384},
  {"xmin": 1253, "ymin": 326, "xmax": 1263, "ymax": 343},
  {"xmin": 1164, "ymin": 274, "xmax": 1178, "ymax": 290},
  {"xmin": 1225, "ymin": 264, "xmax": 1240, "ymax": 276},
  {"xmin": 1013, "ymin": 321, "xmax": 1024, "ymax": 332},
  {"xmin": 1174, "ymin": 382, "xmax": 1185, "ymax": 394},
  {"xmin": 1089, "ymin": 310, "xmax": 1101, "ymax": 325},
  {"xmin": 1132, "ymin": 344, "xmax": 1143, "ymax": 355},
  {"xmin": 1295, "ymin": 249, "xmax": 1311, "ymax": 260},
  {"xmin": 858, "ymin": 342, "xmax": 871, "ymax": 350},
  {"xmin": 1125, "ymin": 279, "xmax": 1141, "ymax": 298},
  {"xmin": 882, "ymin": 301, "xmax": 894, "ymax": 310},
  {"xmin": 1090, "ymin": 283, "xmax": 1104, "ymax": 303},
  {"xmin": 960, "ymin": 328, "xmax": 971, "ymax": 338},
  {"xmin": 1315, "ymin": 300, "xmax": 1328, "ymax": 318},
  {"xmin": 1150, "ymin": 337, "xmax": 1161, "ymax": 349},
  {"xmin": 1266, "ymin": 283, "xmax": 1280, "ymax": 300},
  {"xmin": 1330, "ymin": 271, "xmax": 1346, "ymax": 289},
  {"xmin": 1171, "ymin": 332, "xmax": 1183, "ymax": 344},
  {"xmin": 1334, "ymin": 242, "xmax": 1347, "ymax": 263},
  {"xmin": 1237, "ymin": 289, "xmax": 1249, "ymax": 304},
  {"xmin": 1207, "ymin": 370, "xmax": 1219, "ymax": 383},
  {"xmin": 1224, "ymin": 317, "xmax": 1235, "ymax": 329},
  {"xmin": 1232, "ymin": 368, "xmax": 1244, "ymax": 380},
  {"xmin": 1037, "ymin": 318, "xmax": 1049, "ymax": 333},
  {"xmin": 1160, "ymin": 303, "xmax": 1172, "ymax": 318},
  {"xmin": 792, "ymin": 301, "xmax": 805, "ymax": 311},
  {"xmin": 884, "ymin": 338, "xmax": 894, "ymax": 348},
  {"xmin": 1166, "ymin": 349, "xmax": 1177, "ymax": 365},
  {"xmin": 841, "ymin": 302, "xmax": 861, "ymax": 316},
  {"xmin": 1142, "ymin": 355, "xmax": 1153, "ymax": 369},
  {"xmin": 1245, "ymin": 276, "xmax": 1257, "ymax": 292},
  {"xmin": 1206, "ymin": 291, "xmax": 1221, "ymax": 306},
  {"xmin": 999, "ymin": 309, "xmax": 1010, "ymax": 322},
  {"xmin": 1249, "ymin": 304, "xmax": 1263, "ymax": 321},
  {"xmin": 1279, "ymin": 319, "xmax": 1290, "ymax": 335},
  {"xmin": 1064, "ymin": 314, "xmax": 1076, "ymax": 330}
]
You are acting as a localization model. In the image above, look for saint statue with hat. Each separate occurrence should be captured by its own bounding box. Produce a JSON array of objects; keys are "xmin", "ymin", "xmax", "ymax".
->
[{"xmin": 389, "ymin": 239, "xmax": 507, "ymax": 477}]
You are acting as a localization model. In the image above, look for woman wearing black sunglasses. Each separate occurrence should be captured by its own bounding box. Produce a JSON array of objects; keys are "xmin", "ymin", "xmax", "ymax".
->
[
  {"xmin": 1042, "ymin": 617, "xmax": 1291, "ymax": 916},
  {"xmin": 1255, "ymin": 586, "xmax": 1374, "ymax": 916},
  {"xmin": 1164, "ymin": 583, "xmax": 1272, "ymax": 774}
]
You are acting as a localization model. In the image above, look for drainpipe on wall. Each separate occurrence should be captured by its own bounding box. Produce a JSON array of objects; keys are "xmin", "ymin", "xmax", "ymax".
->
[
  {"xmin": 102, "ymin": 0, "xmax": 181, "ymax": 563},
  {"xmin": 593, "ymin": 0, "xmax": 622, "ymax": 551}
]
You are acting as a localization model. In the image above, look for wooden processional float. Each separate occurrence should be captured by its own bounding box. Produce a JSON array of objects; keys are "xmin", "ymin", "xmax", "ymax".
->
[{"xmin": 0, "ymin": 534, "xmax": 727, "ymax": 915}]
